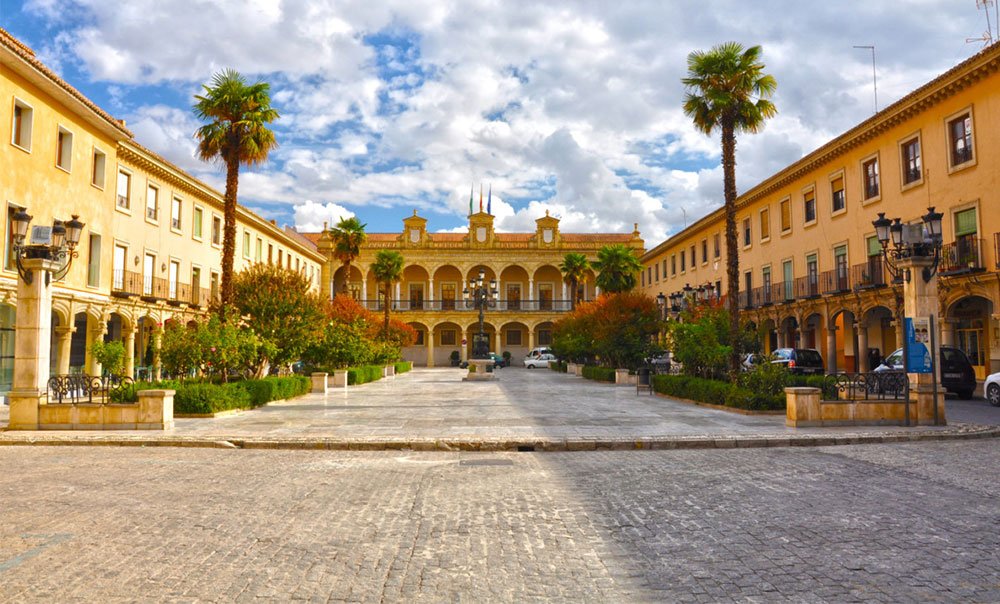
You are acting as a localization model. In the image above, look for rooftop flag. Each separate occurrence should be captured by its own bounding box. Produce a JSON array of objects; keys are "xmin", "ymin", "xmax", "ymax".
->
[
  {"xmin": 469, "ymin": 185, "xmax": 473, "ymax": 216},
  {"xmin": 487, "ymin": 184, "xmax": 492, "ymax": 215},
  {"xmin": 479, "ymin": 183, "xmax": 483, "ymax": 213}
]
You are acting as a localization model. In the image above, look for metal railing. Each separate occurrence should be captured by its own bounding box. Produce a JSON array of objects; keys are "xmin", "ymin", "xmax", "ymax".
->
[
  {"xmin": 794, "ymin": 275, "xmax": 820, "ymax": 299},
  {"xmin": 851, "ymin": 259, "xmax": 887, "ymax": 290},
  {"xmin": 939, "ymin": 237, "xmax": 985, "ymax": 275},
  {"xmin": 819, "ymin": 372, "xmax": 908, "ymax": 402},
  {"xmin": 820, "ymin": 267, "xmax": 851, "ymax": 294},
  {"xmin": 46, "ymin": 374, "xmax": 135, "ymax": 404},
  {"xmin": 358, "ymin": 299, "xmax": 574, "ymax": 312}
]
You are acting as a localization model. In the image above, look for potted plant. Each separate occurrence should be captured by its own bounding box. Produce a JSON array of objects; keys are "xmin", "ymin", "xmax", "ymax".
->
[
  {"xmin": 449, "ymin": 350, "xmax": 461, "ymax": 367},
  {"xmin": 502, "ymin": 351, "xmax": 512, "ymax": 367}
]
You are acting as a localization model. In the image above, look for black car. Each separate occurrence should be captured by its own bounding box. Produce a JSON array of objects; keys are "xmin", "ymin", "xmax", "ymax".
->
[
  {"xmin": 874, "ymin": 345, "xmax": 976, "ymax": 399},
  {"xmin": 771, "ymin": 348, "xmax": 825, "ymax": 375}
]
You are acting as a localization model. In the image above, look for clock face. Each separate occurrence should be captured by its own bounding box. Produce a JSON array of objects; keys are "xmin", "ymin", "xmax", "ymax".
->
[
  {"xmin": 410, "ymin": 228, "xmax": 420, "ymax": 243},
  {"xmin": 476, "ymin": 226, "xmax": 487, "ymax": 242},
  {"xmin": 542, "ymin": 228, "xmax": 553, "ymax": 243}
]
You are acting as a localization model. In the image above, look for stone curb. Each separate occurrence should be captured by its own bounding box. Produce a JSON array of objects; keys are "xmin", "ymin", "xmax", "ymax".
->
[{"xmin": 0, "ymin": 425, "xmax": 997, "ymax": 452}]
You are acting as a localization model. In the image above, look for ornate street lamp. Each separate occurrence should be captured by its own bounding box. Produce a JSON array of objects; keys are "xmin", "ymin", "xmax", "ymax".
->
[
  {"xmin": 464, "ymin": 269, "xmax": 498, "ymax": 359},
  {"xmin": 656, "ymin": 292, "xmax": 667, "ymax": 320},
  {"xmin": 12, "ymin": 210, "xmax": 85, "ymax": 284},
  {"xmin": 872, "ymin": 207, "xmax": 943, "ymax": 283}
]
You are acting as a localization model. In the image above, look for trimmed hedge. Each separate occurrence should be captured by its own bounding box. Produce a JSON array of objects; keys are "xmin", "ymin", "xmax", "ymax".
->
[
  {"xmin": 348, "ymin": 364, "xmax": 383, "ymax": 385},
  {"xmin": 112, "ymin": 375, "xmax": 310, "ymax": 414},
  {"xmin": 550, "ymin": 360, "xmax": 568, "ymax": 373},
  {"xmin": 394, "ymin": 361, "xmax": 413, "ymax": 374},
  {"xmin": 787, "ymin": 375, "xmax": 837, "ymax": 399},
  {"xmin": 652, "ymin": 374, "xmax": 785, "ymax": 411},
  {"xmin": 581, "ymin": 365, "xmax": 616, "ymax": 382}
]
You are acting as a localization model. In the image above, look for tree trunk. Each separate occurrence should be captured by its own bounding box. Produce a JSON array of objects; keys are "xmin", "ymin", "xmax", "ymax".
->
[
  {"xmin": 342, "ymin": 260, "xmax": 351, "ymax": 296},
  {"xmin": 721, "ymin": 119, "xmax": 741, "ymax": 376},
  {"xmin": 383, "ymin": 282, "xmax": 391, "ymax": 335},
  {"xmin": 219, "ymin": 152, "xmax": 240, "ymax": 315},
  {"xmin": 569, "ymin": 278, "xmax": 577, "ymax": 310}
]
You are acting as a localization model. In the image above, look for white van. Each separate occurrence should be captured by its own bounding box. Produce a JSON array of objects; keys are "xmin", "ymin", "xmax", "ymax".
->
[{"xmin": 525, "ymin": 347, "xmax": 552, "ymax": 359}]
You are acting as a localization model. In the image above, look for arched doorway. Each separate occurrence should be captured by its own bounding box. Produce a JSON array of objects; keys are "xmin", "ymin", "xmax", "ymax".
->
[
  {"xmin": 332, "ymin": 264, "xmax": 365, "ymax": 301},
  {"xmin": 499, "ymin": 265, "xmax": 530, "ymax": 311},
  {"xmin": 401, "ymin": 265, "xmax": 430, "ymax": 311},
  {"xmin": 861, "ymin": 306, "xmax": 896, "ymax": 371},
  {"xmin": 402, "ymin": 321, "xmax": 429, "ymax": 366},
  {"xmin": 432, "ymin": 321, "xmax": 464, "ymax": 365},
  {"xmin": 831, "ymin": 309, "xmax": 858, "ymax": 372},
  {"xmin": 432, "ymin": 265, "xmax": 463, "ymax": 311},
  {"xmin": 778, "ymin": 316, "xmax": 798, "ymax": 349},
  {"xmin": 947, "ymin": 295, "xmax": 993, "ymax": 380},
  {"xmin": 465, "ymin": 321, "xmax": 497, "ymax": 359},
  {"xmin": 531, "ymin": 265, "xmax": 561, "ymax": 310},
  {"xmin": 802, "ymin": 312, "xmax": 824, "ymax": 351},
  {"xmin": 499, "ymin": 321, "xmax": 530, "ymax": 362},
  {"xmin": 761, "ymin": 318, "xmax": 777, "ymax": 354}
]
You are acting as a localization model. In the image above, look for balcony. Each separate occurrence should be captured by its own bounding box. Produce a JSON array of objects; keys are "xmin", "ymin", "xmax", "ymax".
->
[
  {"xmin": 111, "ymin": 269, "xmax": 143, "ymax": 297},
  {"xmin": 794, "ymin": 275, "xmax": 820, "ymax": 299},
  {"xmin": 939, "ymin": 237, "xmax": 985, "ymax": 276},
  {"xmin": 820, "ymin": 267, "xmax": 851, "ymax": 294},
  {"xmin": 359, "ymin": 299, "xmax": 574, "ymax": 313},
  {"xmin": 851, "ymin": 259, "xmax": 887, "ymax": 290}
]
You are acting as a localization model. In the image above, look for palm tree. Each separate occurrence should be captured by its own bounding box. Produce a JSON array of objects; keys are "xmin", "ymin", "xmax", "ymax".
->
[
  {"xmin": 559, "ymin": 252, "xmax": 590, "ymax": 309},
  {"xmin": 370, "ymin": 250, "xmax": 404, "ymax": 334},
  {"xmin": 194, "ymin": 69, "xmax": 279, "ymax": 311},
  {"xmin": 593, "ymin": 244, "xmax": 642, "ymax": 293},
  {"xmin": 682, "ymin": 42, "xmax": 777, "ymax": 374},
  {"xmin": 329, "ymin": 217, "xmax": 367, "ymax": 298}
]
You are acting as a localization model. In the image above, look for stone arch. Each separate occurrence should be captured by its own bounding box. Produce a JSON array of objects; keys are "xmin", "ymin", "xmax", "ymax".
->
[
  {"xmin": 760, "ymin": 317, "xmax": 778, "ymax": 354},
  {"xmin": 499, "ymin": 265, "xmax": 530, "ymax": 311},
  {"xmin": 778, "ymin": 315, "xmax": 799, "ymax": 350},
  {"xmin": 401, "ymin": 320, "xmax": 430, "ymax": 366},
  {"xmin": 401, "ymin": 265, "xmax": 430, "ymax": 310},
  {"xmin": 531, "ymin": 264, "xmax": 562, "ymax": 310},
  {"xmin": 801, "ymin": 311, "xmax": 825, "ymax": 351},
  {"xmin": 431, "ymin": 320, "xmax": 464, "ymax": 365},
  {"xmin": 497, "ymin": 320, "xmax": 530, "ymax": 360},
  {"xmin": 944, "ymin": 294, "xmax": 994, "ymax": 379},
  {"xmin": 432, "ymin": 265, "xmax": 464, "ymax": 311},
  {"xmin": 332, "ymin": 264, "xmax": 365, "ymax": 300},
  {"xmin": 464, "ymin": 320, "xmax": 498, "ymax": 358},
  {"xmin": 532, "ymin": 320, "xmax": 556, "ymax": 351}
]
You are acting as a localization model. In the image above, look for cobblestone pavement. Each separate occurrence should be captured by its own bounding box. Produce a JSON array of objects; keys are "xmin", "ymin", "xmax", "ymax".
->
[
  {"xmin": 4, "ymin": 368, "xmax": 992, "ymax": 442},
  {"xmin": 1, "ymin": 441, "xmax": 999, "ymax": 602}
]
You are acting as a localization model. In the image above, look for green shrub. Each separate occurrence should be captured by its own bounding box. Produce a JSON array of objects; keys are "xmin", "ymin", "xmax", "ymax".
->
[
  {"xmin": 581, "ymin": 365, "xmax": 616, "ymax": 382},
  {"xmin": 113, "ymin": 376, "xmax": 308, "ymax": 412},
  {"xmin": 549, "ymin": 360, "xmax": 568, "ymax": 373},
  {"xmin": 394, "ymin": 361, "xmax": 412, "ymax": 374},
  {"xmin": 652, "ymin": 374, "xmax": 785, "ymax": 411},
  {"xmin": 788, "ymin": 374, "xmax": 836, "ymax": 399},
  {"xmin": 173, "ymin": 383, "xmax": 252, "ymax": 415},
  {"xmin": 347, "ymin": 364, "xmax": 384, "ymax": 385}
]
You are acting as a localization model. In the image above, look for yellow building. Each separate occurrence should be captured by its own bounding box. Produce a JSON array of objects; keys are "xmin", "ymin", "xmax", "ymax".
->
[
  {"xmin": 642, "ymin": 42, "xmax": 1000, "ymax": 383},
  {"xmin": 307, "ymin": 211, "xmax": 644, "ymax": 366},
  {"xmin": 0, "ymin": 29, "xmax": 323, "ymax": 393}
]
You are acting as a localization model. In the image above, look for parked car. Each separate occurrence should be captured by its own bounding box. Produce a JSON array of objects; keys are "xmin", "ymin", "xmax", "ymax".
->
[
  {"xmin": 741, "ymin": 353, "xmax": 765, "ymax": 372},
  {"xmin": 874, "ymin": 346, "xmax": 977, "ymax": 399},
  {"xmin": 985, "ymin": 371, "xmax": 1000, "ymax": 406},
  {"xmin": 524, "ymin": 353, "xmax": 557, "ymax": 369},
  {"xmin": 525, "ymin": 347, "xmax": 553, "ymax": 359},
  {"xmin": 770, "ymin": 348, "xmax": 824, "ymax": 375}
]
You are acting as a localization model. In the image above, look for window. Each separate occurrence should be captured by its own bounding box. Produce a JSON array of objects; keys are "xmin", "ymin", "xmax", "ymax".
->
[
  {"xmin": 113, "ymin": 244, "xmax": 126, "ymax": 290},
  {"xmin": 901, "ymin": 138, "xmax": 921, "ymax": 185},
  {"xmin": 255, "ymin": 238, "xmax": 262, "ymax": 261},
  {"xmin": 654, "ymin": 264, "xmax": 659, "ymax": 282},
  {"xmin": 671, "ymin": 254, "xmax": 676, "ymax": 276},
  {"xmin": 192, "ymin": 267, "xmax": 202, "ymax": 304},
  {"xmin": 866, "ymin": 235, "xmax": 884, "ymax": 286},
  {"xmin": 713, "ymin": 233, "xmax": 720, "ymax": 258},
  {"xmin": 642, "ymin": 269, "xmax": 647, "ymax": 287},
  {"xmin": 759, "ymin": 207, "xmax": 770, "ymax": 240},
  {"xmin": 11, "ymin": 99, "xmax": 32, "ymax": 150},
  {"xmin": 833, "ymin": 245, "xmax": 848, "ymax": 291},
  {"xmin": 193, "ymin": 207, "xmax": 203, "ymax": 238},
  {"xmin": 948, "ymin": 112, "xmax": 974, "ymax": 167},
  {"xmin": 830, "ymin": 176, "xmax": 845, "ymax": 213},
  {"xmin": 779, "ymin": 198, "xmax": 791, "ymax": 232},
  {"xmin": 278, "ymin": 249, "xmax": 283, "ymax": 266},
  {"xmin": 680, "ymin": 250, "xmax": 686, "ymax": 272},
  {"xmin": 56, "ymin": 127, "xmax": 73, "ymax": 171},
  {"xmin": 701, "ymin": 239, "xmax": 708, "ymax": 264},
  {"xmin": 806, "ymin": 253, "xmax": 818, "ymax": 296},
  {"xmin": 91, "ymin": 148, "xmax": 106, "ymax": 188},
  {"xmin": 862, "ymin": 156, "xmax": 880, "ymax": 200},
  {"xmin": 742, "ymin": 217, "xmax": 751, "ymax": 247},
  {"xmin": 168, "ymin": 260, "xmax": 180, "ymax": 300},
  {"xmin": 210, "ymin": 272, "xmax": 220, "ymax": 302},
  {"xmin": 146, "ymin": 184, "xmax": 158, "ymax": 220},
  {"xmin": 143, "ymin": 253, "xmax": 155, "ymax": 296},
  {"xmin": 211, "ymin": 215, "xmax": 222, "ymax": 245},
  {"xmin": 87, "ymin": 234, "xmax": 101, "ymax": 287},
  {"xmin": 662, "ymin": 259, "xmax": 667, "ymax": 276},
  {"xmin": 955, "ymin": 208, "xmax": 977, "ymax": 238},
  {"xmin": 413, "ymin": 329, "xmax": 425, "ymax": 346},
  {"xmin": 762, "ymin": 266, "xmax": 772, "ymax": 303},
  {"xmin": 268, "ymin": 244, "xmax": 273, "ymax": 263},
  {"xmin": 171, "ymin": 197, "xmax": 182, "ymax": 230},
  {"xmin": 689, "ymin": 245, "xmax": 696, "ymax": 269},
  {"xmin": 537, "ymin": 329, "xmax": 553, "ymax": 346},
  {"xmin": 441, "ymin": 329, "xmax": 457, "ymax": 346},
  {"xmin": 243, "ymin": 231, "xmax": 251, "ymax": 257},
  {"xmin": 116, "ymin": 170, "xmax": 131, "ymax": 209},
  {"xmin": 506, "ymin": 329, "xmax": 522, "ymax": 346},
  {"xmin": 782, "ymin": 260, "xmax": 794, "ymax": 300},
  {"xmin": 803, "ymin": 190, "xmax": 816, "ymax": 224},
  {"xmin": 743, "ymin": 271, "xmax": 752, "ymax": 307}
]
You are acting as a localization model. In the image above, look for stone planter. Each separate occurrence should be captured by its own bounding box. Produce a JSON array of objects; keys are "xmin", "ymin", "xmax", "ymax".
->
[
  {"xmin": 615, "ymin": 368, "xmax": 631, "ymax": 386},
  {"xmin": 331, "ymin": 369, "xmax": 348, "ymax": 388},
  {"xmin": 310, "ymin": 372, "xmax": 328, "ymax": 394}
]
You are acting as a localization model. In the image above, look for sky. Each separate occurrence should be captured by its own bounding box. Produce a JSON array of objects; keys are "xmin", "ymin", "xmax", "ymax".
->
[{"xmin": 1, "ymin": 1, "xmax": 996, "ymax": 241}]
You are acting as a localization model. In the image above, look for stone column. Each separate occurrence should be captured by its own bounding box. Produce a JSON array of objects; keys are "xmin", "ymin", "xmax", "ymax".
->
[
  {"xmin": 426, "ymin": 331, "xmax": 435, "ymax": 367},
  {"xmin": 53, "ymin": 325, "xmax": 74, "ymax": 376},
  {"xmin": 361, "ymin": 278, "xmax": 367, "ymax": 304},
  {"xmin": 898, "ymin": 256, "xmax": 945, "ymax": 425},
  {"xmin": 561, "ymin": 282, "xmax": 567, "ymax": 301},
  {"xmin": 394, "ymin": 282, "xmax": 401, "ymax": 305},
  {"xmin": 152, "ymin": 331, "xmax": 162, "ymax": 380},
  {"xmin": 320, "ymin": 255, "xmax": 332, "ymax": 300},
  {"xmin": 826, "ymin": 323, "xmax": 837, "ymax": 374},
  {"xmin": 9, "ymin": 257, "xmax": 59, "ymax": 430},
  {"xmin": 857, "ymin": 322, "xmax": 870, "ymax": 373},
  {"xmin": 86, "ymin": 318, "xmax": 106, "ymax": 376},
  {"xmin": 428, "ymin": 279, "xmax": 434, "ymax": 302},
  {"xmin": 776, "ymin": 328, "xmax": 785, "ymax": 349},
  {"xmin": 123, "ymin": 327, "xmax": 136, "ymax": 378},
  {"xmin": 528, "ymin": 329, "xmax": 535, "ymax": 351},
  {"xmin": 528, "ymin": 279, "xmax": 534, "ymax": 306},
  {"xmin": 940, "ymin": 318, "xmax": 956, "ymax": 347}
]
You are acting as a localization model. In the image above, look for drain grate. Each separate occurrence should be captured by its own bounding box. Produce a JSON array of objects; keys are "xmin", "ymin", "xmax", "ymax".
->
[{"xmin": 459, "ymin": 459, "xmax": 515, "ymax": 466}]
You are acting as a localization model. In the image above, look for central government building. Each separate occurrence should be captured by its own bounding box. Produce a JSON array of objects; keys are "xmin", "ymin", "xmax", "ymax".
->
[
  {"xmin": 641, "ymin": 42, "xmax": 1000, "ymax": 384},
  {"xmin": 305, "ymin": 212, "xmax": 644, "ymax": 366}
]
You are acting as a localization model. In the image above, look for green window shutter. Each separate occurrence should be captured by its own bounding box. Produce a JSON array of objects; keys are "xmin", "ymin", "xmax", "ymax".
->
[
  {"xmin": 954, "ymin": 208, "xmax": 977, "ymax": 236},
  {"xmin": 867, "ymin": 235, "xmax": 881, "ymax": 257},
  {"xmin": 834, "ymin": 244, "xmax": 847, "ymax": 258}
]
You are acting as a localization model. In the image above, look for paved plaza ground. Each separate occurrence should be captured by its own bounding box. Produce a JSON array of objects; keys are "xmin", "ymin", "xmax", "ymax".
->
[
  {"xmin": 2, "ymin": 441, "xmax": 1000, "ymax": 602},
  {"xmin": 2, "ymin": 368, "xmax": 997, "ymax": 446}
]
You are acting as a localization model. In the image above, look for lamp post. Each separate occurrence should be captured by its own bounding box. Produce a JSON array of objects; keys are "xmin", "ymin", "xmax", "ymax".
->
[
  {"xmin": 8, "ymin": 209, "xmax": 85, "ymax": 430},
  {"xmin": 464, "ymin": 269, "xmax": 498, "ymax": 359},
  {"xmin": 871, "ymin": 206, "xmax": 945, "ymax": 425}
]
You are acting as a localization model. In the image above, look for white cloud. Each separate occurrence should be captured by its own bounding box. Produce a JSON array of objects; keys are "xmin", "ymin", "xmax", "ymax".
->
[
  {"xmin": 23, "ymin": 0, "xmax": 987, "ymax": 243},
  {"xmin": 292, "ymin": 200, "xmax": 356, "ymax": 232}
]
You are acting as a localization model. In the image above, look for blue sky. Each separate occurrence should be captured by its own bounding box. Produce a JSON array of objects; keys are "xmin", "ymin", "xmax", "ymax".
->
[{"xmin": 3, "ymin": 0, "xmax": 993, "ymax": 240}]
